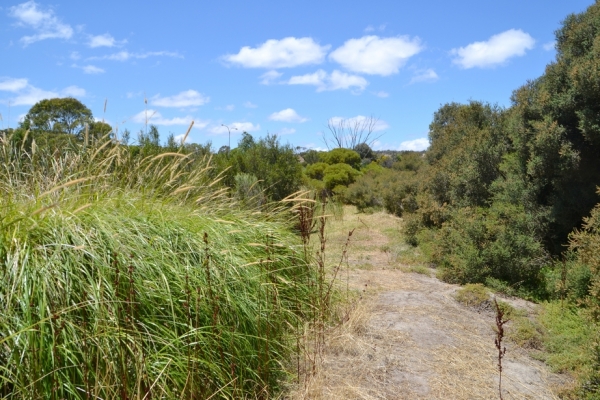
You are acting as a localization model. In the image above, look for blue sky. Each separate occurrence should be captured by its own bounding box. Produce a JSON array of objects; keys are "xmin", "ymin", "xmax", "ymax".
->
[{"xmin": 0, "ymin": 0, "xmax": 593, "ymax": 151}]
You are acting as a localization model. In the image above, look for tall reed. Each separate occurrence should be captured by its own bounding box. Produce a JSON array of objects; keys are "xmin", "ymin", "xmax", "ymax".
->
[{"xmin": 0, "ymin": 133, "xmax": 316, "ymax": 399}]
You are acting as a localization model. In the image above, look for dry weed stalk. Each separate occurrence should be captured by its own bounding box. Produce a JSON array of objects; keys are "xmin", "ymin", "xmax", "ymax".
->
[{"xmin": 494, "ymin": 298, "xmax": 509, "ymax": 400}]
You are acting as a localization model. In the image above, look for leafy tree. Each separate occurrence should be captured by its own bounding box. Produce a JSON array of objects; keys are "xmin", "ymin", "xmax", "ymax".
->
[
  {"xmin": 322, "ymin": 163, "xmax": 359, "ymax": 190},
  {"xmin": 353, "ymin": 142, "xmax": 374, "ymax": 160},
  {"xmin": 22, "ymin": 98, "xmax": 93, "ymax": 137},
  {"xmin": 225, "ymin": 134, "xmax": 302, "ymax": 201},
  {"xmin": 88, "ymin": 121, "xmax": 112, "ymax": 140},
  {"xmin": 320, "ymin": 148, "xmax": 361, "ymax": 169},
  {"xmin": 305, "ymin": 162, "xmax": 329, "ymax": 180}
]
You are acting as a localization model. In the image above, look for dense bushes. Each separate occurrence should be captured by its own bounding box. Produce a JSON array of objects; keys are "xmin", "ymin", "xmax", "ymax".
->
[{"xmin": 218, "ymin": 133, "xmax": 303, "ymax": 201}]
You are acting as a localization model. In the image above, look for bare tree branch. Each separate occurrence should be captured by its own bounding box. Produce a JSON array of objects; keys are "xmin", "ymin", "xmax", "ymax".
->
[{"xmin": 322, "ymin": 115, "xmax": 384, "ymax": 150}]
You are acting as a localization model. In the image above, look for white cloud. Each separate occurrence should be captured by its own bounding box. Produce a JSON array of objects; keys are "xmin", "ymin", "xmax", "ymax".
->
[
  {"xmin": 71, "ymin": 64, "xmax": 105, "ymax": 74},
  {"xmin": 329, "ymin": 115, "xmax": 389, "ymax": 132},
  {"xmin": 364, "ymin": 24, "xmax": 386, "ymax": 33},
  {"xmin": 89, "ymin": 51, "xmax": 182, "ymax": 62},
  {"xmin": 70, "ymin": 51, "xmax": 80, "ymax": 60},
  {"xmin": 174, "ymin": 133, "xmax": 191, "ymax": 144},
  {"xmin": 260, "ymin": 70, "xmax": 283, "ymax": 85},
  {"xmin": 269, "ymin": 108, "xmax": 307, "ymax": 123},
  {"xmin": 409, "ymin": 68, "xmax": 439, "ymax": 84},
  {"xmin": 374, "ymin": 91, "xmax": 389, "ymax": 98},
  {"xmin": 398, "ymin": 138, "xmax": 429, "ymax": 151},
  {"xmin": 244, "ymin": 101, "xmax": 258, "ymax": 108},
  {"xmin": 209, "ymin": 122, "xmax": 260, "ymax": 135},
  {"xmin": 0, "ymin": 78, "xmax": 86, "ymax": 106},
  {"xmin": 62, "ymin": 86, "xmax": 86, "ymax": 97},
  {"xmin": 543, "ymin": 41, "xmax": 556, "ymax": 51},
  {"xmin": 131, "ymin": 110, "xmax": 205, "ymax": 128},
  {"xmin": 9, "ymin": 1, "xmax": 73, "ymax": 45},
  {"xmin": 88, "ymin": 33, "xmax": 126, "ymax": 48},
  {"xmin": 222, "ymin": 104, "xmax": 235, "ymax": 111},
  {"xmin": 0, "ymin": 78, "xmax": 29, "ymax": 92},
  {"xmin": 151, "ymin": 90, "xmax": 209, "ymax": 108},
  {"xmin": 288, "ymin": 70, "xmax": 326, "ymax": 86},
  {"xmin": 329, "ymin": 35, "xmax": 422, "ymax": 76},
  {"xmin": 223, "ymin": 37, "xmax": 330, "ymax": 68},
  {"xmin": 451, "ymin": 29, "xmax": 535, "ymax": 69},
  {"xmin": 287, "ymin": 69, "xmax": 368, "ymax": 92}
]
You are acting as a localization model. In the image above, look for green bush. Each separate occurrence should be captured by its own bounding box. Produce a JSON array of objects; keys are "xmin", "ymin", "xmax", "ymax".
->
[
  {"xmin": 305, "ymin": 162, "xmax": 329, "ymax": 180},
  {"xmin": 320, "ymin": 148, "xmax": 361, "ymax": 169},
  {"xmin": 322, "ymin": 163, "xmax": 360, "ymax": 191},
  {"xmin": 433, "ymin": 203, "xmax": 547, "ymax": 287}
]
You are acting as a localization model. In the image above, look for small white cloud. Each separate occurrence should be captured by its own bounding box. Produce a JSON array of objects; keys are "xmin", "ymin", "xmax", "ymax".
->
[
  {"xmin": 329, "ymin": 115, "xmax": 389, "ymax": 132},
  {"xmin": 260, "ymin": 70, "xmax": 283, "ymax": 85},
  {"xmin": 303, "ymin": 143, "xmax": 327, "ymax": 151},
  {"xmin": 288, "ymin": 69, "xmax": 368, "ymax": 92},
  {"xmin": 62, "ymin": 86, "xmax": 86, "ymax": 97},
  {"xmin": 374, "ymin": 91, "xmax": 389, "ymax": 98},
  {"xmin": 88, "ymin": 33, "xmax": 126, "ymax": 48},
  {"xmin": 209, "ymin": 122, "xmax": 260, "ymax": 135},
  {"xmin": 0, "ymin": 78, "xmax": 29, "ymax": 92},
  {"xmin": 131, "ymin": 109, "xmax": 200, "ymax": 127},
  {"xmin": 223, "ymin": 37, "xmax": 330, "ymax": 69},
  {"xmin": 409, "ymin": 68, "xmax": 439, "ymax": 84},
  {"xmin": 151, "ymin": 90, "xmax": 209, "ymax": 108},
  {"xmin": 0, "ymin": 78, "xmax": 86, "ymax": 106},
  {"xmin": 243, "ymin": 101, "xmax": 258, "ymax": 108},
  {"xmin": 174, "ymin": 133, "xmax": 190, "ymax": 144},
  {"xmin": 288, "ymin": 69, "xmax": 326, "ymax": 86},
  {"xmin": 71, "ymin": 64, "xmax": 105, "ymax": 74},
  {"xmin": 329, "ymin": 35, "xmax": 422, "ymax": 76},
  {"xmin": 89, "ymin": 51, "xmax": 182, "ymax": 62},
  {"xmin": 543, "ymin": 41, "xmax": 556, "ymax": 51},
  {"xmin": 451, "ymin": 29, "xmax": 535, "ymax": 69},
  {"xmin": 223, "ymin": 104, "xmax": 235, "ymax": 111},
  {"xmin": 70, "ymin": 51, "xmax": 80, "ymax": 60},
  {"xmin": 269, "ymin": 108, "xmax": 307, "ymax": 123},
  {"xmin": 9, "ymin": 1, "xmax": 73, "ymax": 45},
  {"xmin": 398, "ymin": 138, "xmax": 429, "ymax": 151}
]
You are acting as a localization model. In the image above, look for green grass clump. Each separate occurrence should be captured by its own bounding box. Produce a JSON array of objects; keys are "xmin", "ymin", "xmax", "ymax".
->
[
  {"xmin": 455, "ymin": 284, "xmax": 489, "ymax": 307},
  {"xmin": 0, "ymin": 135, "xmax": 315, "ymax": 399}
]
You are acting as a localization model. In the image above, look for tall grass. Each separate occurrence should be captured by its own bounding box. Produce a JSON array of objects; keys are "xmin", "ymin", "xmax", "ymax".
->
[{"xmin": 0, "ymin": 133, "xmax": 316, "ymax": 399}]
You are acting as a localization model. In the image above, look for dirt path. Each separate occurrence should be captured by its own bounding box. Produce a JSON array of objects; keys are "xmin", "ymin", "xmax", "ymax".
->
[{"xmin": 291, "ymin": 206, "xmax": 571, "ymax": 400}]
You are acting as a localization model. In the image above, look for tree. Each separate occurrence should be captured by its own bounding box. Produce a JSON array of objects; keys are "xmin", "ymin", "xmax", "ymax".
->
[
  {"xmin": 353, "ymin": 142, "xmax": 374, "ymax": 160},
  {"xmin": 22, "ymin": 98, "xmax": 93, "ymax": 137},
  {"xmin": 323, "ymin": 115, "xmax": 383, "ymax": 149},
  {"xmin": 88, "ymin": 121, "xmax": 112, "ymax": 141}
]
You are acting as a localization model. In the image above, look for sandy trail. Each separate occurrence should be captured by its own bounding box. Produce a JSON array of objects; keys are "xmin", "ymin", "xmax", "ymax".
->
[{"xmin": 290, "ymin": 207, "xmax": 570, "ymax": 400}]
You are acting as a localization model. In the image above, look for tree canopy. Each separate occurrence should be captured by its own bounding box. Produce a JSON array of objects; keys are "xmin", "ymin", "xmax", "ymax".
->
[{"xmin": 22, "ymin": 97, "xmax": 93, "ymax": 137}]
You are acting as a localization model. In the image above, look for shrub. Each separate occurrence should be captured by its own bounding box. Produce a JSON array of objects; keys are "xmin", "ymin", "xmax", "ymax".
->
[
  {"xmin": 322, "ymin": 163, "xmax": 360, "ymax": 191},
  {"xmin": 305, "ymin": 162, "xmax": 329, "ymax": 180},
  {"xmin": 455, "ymin": 283, "xmax": 489, "ymax": 307},
  {"xmin": 320, "ymin": 148, "xmax": 361, "ymax": 169},
  {"xmin": 433, "ymin": 203, "xmax": 547, "ymax": 286},
  {"xmin": 233, "ymin": 172, "xmax": 265, "ymax": 207}
]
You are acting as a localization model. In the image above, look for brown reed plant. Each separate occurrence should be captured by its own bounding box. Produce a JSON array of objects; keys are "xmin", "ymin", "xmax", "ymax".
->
[{"xmin": 494, "ymin": 297, "xmax": 509, "ymax": 400}]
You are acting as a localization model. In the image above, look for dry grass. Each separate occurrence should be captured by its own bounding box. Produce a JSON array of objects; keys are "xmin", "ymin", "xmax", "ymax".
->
[{"xmin": 287, "ymin": 205, "xmax": 570, "ymax": 399}]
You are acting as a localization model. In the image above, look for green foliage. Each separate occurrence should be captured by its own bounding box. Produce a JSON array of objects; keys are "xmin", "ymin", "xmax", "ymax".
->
[
  {"xmin": 392, "ymin": 151, "xmax": 424, "ymax": 172},
  {"xmin": 220, "ymin": 133, "xmax": 303, "ymax": 201},
  {"xmin": 302, "ymin": 149, "xmax": 321, "ymax": 165},
  {"xmin": 0, "ymin": 135, "xmax": 315, "ymax": 399},
  {"xmin": 322, "ymin": 163, "xmax": 359, "ymax": 191},
  {"xmin": 455, "ymin": 284, "xmax": 489, "ymax": 307},
  {"xmin": 353, "ymin": 142, "xmax": 374, "ymax": 160},
  {"xmin": 22, "ymin": 97, "xmax": 93, "ymax": 137},
  {"xmin": 433, "ymin": 203, "xmax": 547, "ymax": 286},
  {"xmin": 233, "ymin": 172, "xmax": 265, "ymax": 207},
  {"xmin": 320, "ymin": 148, "xmax": 361, "ymax": 169},
  {"xmin": 305, "ymin": 162, "xmax": 329, "ymax": 180}
]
